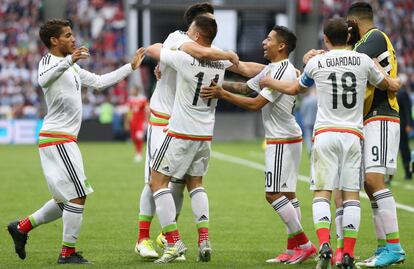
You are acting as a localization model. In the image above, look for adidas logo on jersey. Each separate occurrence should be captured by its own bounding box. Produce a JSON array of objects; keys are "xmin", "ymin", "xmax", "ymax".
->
[
  {"xmin": 162, "ymin": 166, "xmax": 170, "ymax": 172},
  {"xmin": 344, "ymin": 224, "xmax": 356, "ymax": 230},
  {"xmin": 282, "ymin": 183, "xmax": 288, "ymax": 188},
  {"xmin": 318, "ymin": 216, "xmax": 330, "ymax": 222},
  {"xmin": 198, "ymin": 215, "xmax": 209, "ymax": 222},
  {"xmin": 389, "ymin": 159, "xmax": 395, "ymax": 164}
]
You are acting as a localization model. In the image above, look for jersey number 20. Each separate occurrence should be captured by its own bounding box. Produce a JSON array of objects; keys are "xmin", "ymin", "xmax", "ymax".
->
[{"xmin": 328, "ymin": 72, "xmax": 357, "ymax": 109}]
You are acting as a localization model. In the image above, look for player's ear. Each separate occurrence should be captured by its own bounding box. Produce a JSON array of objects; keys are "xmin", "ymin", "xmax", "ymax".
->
[
  {"xmin": 346, "ymin": 32, "xmax": 351, "ymax": 43},
  {"xmin": 278, "ymin": 42, "xmax": 286, "ymax": 52},
  {"xmin": 50, "ymin": 36, "xmax": 58, "ymax": 47}
]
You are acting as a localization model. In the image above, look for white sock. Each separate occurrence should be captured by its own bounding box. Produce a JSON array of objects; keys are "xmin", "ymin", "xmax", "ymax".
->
[
  {"xmin": 169, "ymin": 180, "xmax": 186, "ymax": 219},
  {"xmin": 272, "ymin": 196, "xmax": 303, "ymax": 235},
  {"xmin": 290, "ymin": 198, "xmax": 302, "ymax": 221},
  {"xmin": 342, "ymin": 200, "xmax": 360, "ymax": 241},
  {"xmin": 139, "ymin": 184, "xmax": 155, "ymax": 217},
  {"xmin": 153, "ymin": 188, "xmax": 177, "ymax": 229},
  {"xmin": 189, "ymin": 187, "xmax": 209, "ymax": 228},
  {"xmin": 335, "ymin": 207, "xmax": 344, "ymax": 248},
  {"xmin": 371, "ymin": 200, "xmax": 386, "ymax": 246},
  {"xmin": 373, "ymin": 189, "xmax": 400, "ymax": 241},
  {"xmin": 62, "ymin": 202, "xmax": 84, "ymax": 248},
  {"xmin": 312, "ymin": 197, "xmax": 331, "ymax": 246},
  {"xmin": 31, "ymin": 199, "xmax": 63, "ymax": 227}
]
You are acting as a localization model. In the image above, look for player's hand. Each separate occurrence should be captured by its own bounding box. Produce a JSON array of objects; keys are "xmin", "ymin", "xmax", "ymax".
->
[
  {"xmin": 227, "ymin": 50, "xmax": 239, "ymax": 66},
  {"xmin": 71, "ymin": 47, "xmax": 89, "ymax": 63},
  {"xmin": 200, "ymin": 80, "xmax": 222, "ymax": 99},
  {"xmin": 131, "ymin": 47, "xmax": 146, "ymax": 70},
  {"xmin": 154, "ymin": 64, "xmax": 161, "ymax": 80},
  {"xmin": 303, "ymin": 49, "xmax": 325, "ymax": 65},
  {"xmin": 259, "ymin": 75, "xmax": 273, "ymax": 89}
]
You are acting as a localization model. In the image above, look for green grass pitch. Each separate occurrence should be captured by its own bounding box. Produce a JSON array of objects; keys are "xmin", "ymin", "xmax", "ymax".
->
[{"xmin": 1, "ymin": 141, "xmax": 413, "ymax": 268}]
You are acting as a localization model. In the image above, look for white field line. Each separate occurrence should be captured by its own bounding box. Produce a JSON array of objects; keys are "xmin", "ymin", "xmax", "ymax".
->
[{"xmin": 212, "ymin": 151, "xmax": 414, "ymax": 213}]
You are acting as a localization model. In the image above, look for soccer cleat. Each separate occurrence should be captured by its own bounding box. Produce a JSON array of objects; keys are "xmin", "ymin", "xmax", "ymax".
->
[
  {"xmin": 316, "ymin": 243, "xmax": 332, "ymax": 269},
  {"xmin": 57, "ymin": 252, "xmax": 91, "ymax": 264},
  {"xmin": 265, "ymin": 251, "xmax": 292, "ymax": 263},
  {"xmin": 197, "ymin": 240, "xmax": 212, "ymax": 262},
  {"xmin": 7, "ymin": 220, "xmax": 28, "ymax": 260},
  {"xmin": 134, "ymin": 239, "xmax": 159, "ymax": 258},
  {"xmin": 364, "ymin": 248, "xmax": 406, "ymax": 267},
  {"xmin": 341, "ymin": 253, "xmax": 355, "ymax": 269},
  {"xmin": 355, "ymin": 246, "xmax": 386, "ymax": 267},
  {"xmin": 175, "ymin": 254, "xmax": 186, "ymax": 261},
  {"xmin": 156, "ymin": 232, "xmax": 167, "ymax": 249},
  {"xmin": 286, "ymin": 244, "xmax": 317, "ymax": 264},
  {"xmin": 334, "ymin": 248, "xmax": 343, "ymax": 267},
  {"xmin": 154, "ymin": 240, "xmax": 187, "ymax": 264}
]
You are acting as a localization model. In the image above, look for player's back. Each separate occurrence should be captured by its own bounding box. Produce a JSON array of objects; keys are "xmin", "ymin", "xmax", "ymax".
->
[
  {"xmin": 160, "ymin": 48, "xmax": 232, "ymax": 139},
  {"xmin": 306, "ymin": 49, "xmax": 380, "ymax": 134}
]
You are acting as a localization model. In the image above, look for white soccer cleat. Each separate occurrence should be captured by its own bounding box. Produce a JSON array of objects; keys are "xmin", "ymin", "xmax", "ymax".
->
[
  {"xmin": 154, "ymin": 240, "xmax": 187, "ymax": 264},
  {"xmin": 197, "ymin": 240, "xmax": 212, "ymax": 262},
  {"xmin": 134, "ymin": 239, "xmax": 159, "ymax": 259}
]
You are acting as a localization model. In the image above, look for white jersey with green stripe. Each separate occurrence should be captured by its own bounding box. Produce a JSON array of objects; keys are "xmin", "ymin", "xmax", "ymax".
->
[
  {"xmin": 160, "ymin": 48, "xmax": 232, "ymax": 139},
  {"xmin": 38, "ymin": 53, "xmax": 133, "ymax": 137},
  {"xmin": 299, "ymin": 49, "xmax": 384, "ymax": 134},
  {"xmin": 247, "ymin": 59, "xmax": 301, "ymax": 140},
  {"xmin": 149, "ymin": 30, "xmax": 191, "ymax": 123}
]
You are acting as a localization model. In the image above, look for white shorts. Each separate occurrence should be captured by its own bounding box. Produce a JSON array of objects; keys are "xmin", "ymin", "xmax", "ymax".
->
[
  {"xmin": 151, "ymin": 135, "xmax": 211, "ymax": 179},
  {"xmin": 144, "ymin": 124, "xmax": 167, "ymax": 183},
  {"xmin": 264, "ymin": 142, "xmax": 301, "ymax": 193},
  {"xmin": 364, "ymin": 120, "xmax": 400, "ymax": 175},
  {"xmin": 310, "ymin": 132, "xmax": 362, "ymax": 192},
  {"xmin": 39, "ymin": 142, "xmax": 93, "ymax": 203}
]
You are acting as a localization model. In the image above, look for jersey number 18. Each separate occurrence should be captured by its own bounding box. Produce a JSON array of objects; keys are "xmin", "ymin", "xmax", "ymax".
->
[{"xmin": 328, "ymin": 72, "xmax": 357, "ymax": 109}]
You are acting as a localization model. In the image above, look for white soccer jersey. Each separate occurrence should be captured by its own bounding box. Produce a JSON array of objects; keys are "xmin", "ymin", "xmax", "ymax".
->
[
  {"xmin": 38, "ymin": 53, "xmax": 133, "ymax": 138},
  {"xmin": 247, "ymin": 59, "xmax": 302, "ymax": 143},
  {"xmin": 149, "ymin": 31, "xmax": 191, "ymax": 125},
  {"xmin": 160, "ymin": 48, "xmax": 232, "ymax": 140},
  {"xmin": 299, "ymin": 49, "xmax": 384, "ymax": 137}
]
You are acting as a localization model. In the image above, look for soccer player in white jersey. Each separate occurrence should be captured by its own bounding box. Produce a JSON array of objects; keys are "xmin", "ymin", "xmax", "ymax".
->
[
  {"xmin": 6, "ymin": 19, "xmax": 145, "ymax": 264},
  {"xmin": 134, "ymin": 2, "xmax": 240, "ymax": 259},
  {"xmin": 200, "ymin": 25, "xmax": 317, "ymax": 265},
  {"xmin": 145, "ymin": 16, "xmax": 261, "ymax": 263},
  {"xmin": 259, "ymin": 18, "xmax": 399, "ymax": 269}
]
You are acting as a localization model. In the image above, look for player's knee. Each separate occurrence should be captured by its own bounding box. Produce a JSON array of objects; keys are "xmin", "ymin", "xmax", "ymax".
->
[{"xmin": 265, "ymin": 192, "xmax": 282, "ymax": 204}]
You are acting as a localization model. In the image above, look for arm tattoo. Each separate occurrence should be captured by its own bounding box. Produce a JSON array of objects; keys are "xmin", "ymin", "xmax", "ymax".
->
[{"xmin": 222, "ymin": 81, "xmax": 253, "ymax": 95}]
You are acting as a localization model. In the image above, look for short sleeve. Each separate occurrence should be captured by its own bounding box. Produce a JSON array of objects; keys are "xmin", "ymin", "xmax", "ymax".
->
[
  {"xmin": 260, "ymin": 88, "xmax": 281, "ymax": 102},
  {"xmin": 163, "ymin": 30, "xmax": 188, "ymax": 49},
  {"xmin": 160, "ymin": 48, "xmax": 182, "ymax": 71},
  {"xmin": 299, "ymin": 58, "xmax": 316, "ymax": 88},
  {"xmin": 366, "ymin": 56, "xmax": 385, "ymax": 87},
  {"xmin": 246, "ymin": 67, "xmax": 269, "ymax": 93}
]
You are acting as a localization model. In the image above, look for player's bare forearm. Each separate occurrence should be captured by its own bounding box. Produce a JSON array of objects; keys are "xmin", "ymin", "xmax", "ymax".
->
[
  {"xmin": 222, "ymin": 81, "xmax": 253, "ymax": 95},
  {"xmin": 259, "ymin": 77, "xmax": 301, "ymax": 95},
  {"xmin": 146, "ymin": 43, "xmax": 163, "ymax": 61},
  {"xmin": 180, "ymin": 42, "xmax": 239, "ymax": 65},
  {"xmin": 227, "ymin": 61, "xmax": 265, "ymax": 78}
]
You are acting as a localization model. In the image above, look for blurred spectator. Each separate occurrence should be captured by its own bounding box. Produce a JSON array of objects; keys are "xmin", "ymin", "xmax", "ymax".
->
[
  {"xmin": 127, "ymin": 87, "xmax": 148, "ymax": 162},
  {"xmin": 397, "ymin": 73, "xmax": 413, "ymax": 180},
  {"xmin": 299, "ymin": 88, "xmax": 317, "ymax": 155}
]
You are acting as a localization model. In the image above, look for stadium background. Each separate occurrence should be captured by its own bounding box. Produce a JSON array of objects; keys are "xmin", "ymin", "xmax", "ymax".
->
[{"xmin": 1, "ymin": 0, "xmax": 413, "ymax": 268}]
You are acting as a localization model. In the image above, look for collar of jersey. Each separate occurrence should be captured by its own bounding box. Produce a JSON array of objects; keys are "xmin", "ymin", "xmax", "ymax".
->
[{"xmin": 269, "ymin": 58, "xmax": 289, "ymax": 66}]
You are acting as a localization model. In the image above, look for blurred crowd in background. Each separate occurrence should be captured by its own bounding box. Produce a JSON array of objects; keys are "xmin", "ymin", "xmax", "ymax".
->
[{"xmin": 0, "ymin": 0, "xmax": 413, "ymax": 138}]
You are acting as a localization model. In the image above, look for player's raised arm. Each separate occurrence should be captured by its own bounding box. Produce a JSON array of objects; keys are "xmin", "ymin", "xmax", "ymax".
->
[
  {"xmin": 227, "ymin": 61, "xmax": 265, "ymax": 78},
  {"xmin": 78, "ymin": 47, "xmax": 146, "ymax": 90},
  {"xmin": 259, "ymin": 76, "xmax": 303, "ymax": 95},
  {"xmin": 180, "ymin": 42, "xmax": 239, "ymax": 66},
  {"xmin": 372, "ymin": 59, "xmax": 401, "ymax": 92},
  {"xmin": 146, "ymin": 43, "xmax": 163, "ymax": 61}
]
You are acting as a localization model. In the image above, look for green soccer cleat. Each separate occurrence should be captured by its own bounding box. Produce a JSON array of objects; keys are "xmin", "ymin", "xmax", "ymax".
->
[
  {"xmin": 154, "ymin": 240, "xmax": 187, "ymax": 264},
  {"xmin": 134, "ymin": 239, "xmax": 159, "ymax": 259}
]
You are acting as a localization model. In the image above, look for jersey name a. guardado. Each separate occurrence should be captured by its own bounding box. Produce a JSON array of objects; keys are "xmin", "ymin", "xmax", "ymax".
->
[
  {"xmin": 149, "ymin": 30, "xmax": 191, "ymax": 127},
  {"xmin": 37, "ymin": 53, "xmax": 132, "ymax": 146},
  {"xmin": 299, "ymin": 49, "xmax": 384, "ymax": 138},
  {"xmin": 160, "ymin": 48, "xmax": 232, "ymax": 140},
  {"xmin": 247, "ymin": 59, "xmax": 302, "ymax": 144}
]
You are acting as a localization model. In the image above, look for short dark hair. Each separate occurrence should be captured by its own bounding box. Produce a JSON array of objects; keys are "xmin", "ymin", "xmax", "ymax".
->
[
  {"xmin": 272, "ymin": 25, "xmax": 297, "ymax": 54},
  {"xmin": 323, "ymin": 17, "xmax": 349, "ymax": 46},
  {"xmin": 193, "ymin": 15, "xmax": 217, "ymax": 44},
  {"xmin": 347, "ymin": 1, "xmax": 374, "ymax": 21},
  {"xmin": 347, "ymin": 19, "xmax": 360, "ymax": 47},
  {"xmin": 183, "ymin": 2, "xmax": 214, "ymax": 26},
  {"xmin": 39, "ymin": 19, "xmax": 72, "ymax": 48}
]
